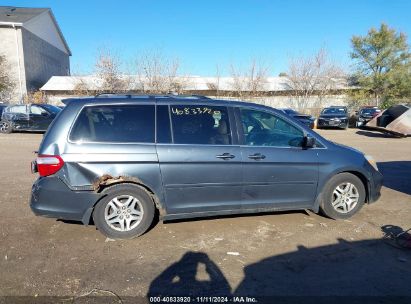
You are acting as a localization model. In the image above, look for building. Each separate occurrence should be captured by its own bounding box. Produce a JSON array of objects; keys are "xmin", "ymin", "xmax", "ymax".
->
[
  {"xmin": 0, "ymin": 6, "xmax": 71, "ymax": 102},
  {"xmin": 40, "ymin": 75, "xmax": 350, "ymax": 112}
]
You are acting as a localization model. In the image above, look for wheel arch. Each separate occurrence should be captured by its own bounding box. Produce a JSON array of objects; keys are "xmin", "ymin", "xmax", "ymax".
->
[
  {"xmin": 82, "ymin": 178, "xmax": 166, "ymax": 225},
  {"xmin": 312, "ymin": 169, "xmax": 370, "ymax": 213}
]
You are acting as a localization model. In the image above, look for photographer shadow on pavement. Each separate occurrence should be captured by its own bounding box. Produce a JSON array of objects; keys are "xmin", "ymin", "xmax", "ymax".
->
[
  {"xmin": 148, "ymin": 237, "xmax": 411, "ymax": 300},
  {"xmin": 147, "ymin": 251, "xmax": 231, "ymax": 297}
]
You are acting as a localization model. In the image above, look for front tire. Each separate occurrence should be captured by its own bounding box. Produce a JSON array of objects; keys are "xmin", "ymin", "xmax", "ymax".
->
[
  {"xmin": 93, "ymin": 184, "xmax": 156, "ymax": 239},
  {"xmin": 320, "ymin": 173, "xmax": 366, "ymax": 219},
  {"xmin": 0, "ymin": 120, "xmax": 12, "ymax": 134}
]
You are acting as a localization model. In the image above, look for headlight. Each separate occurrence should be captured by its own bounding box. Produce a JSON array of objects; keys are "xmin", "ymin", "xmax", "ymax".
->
[{"xmin": 365, "ymin": 155, "xmax": 378, "ymax": 171}]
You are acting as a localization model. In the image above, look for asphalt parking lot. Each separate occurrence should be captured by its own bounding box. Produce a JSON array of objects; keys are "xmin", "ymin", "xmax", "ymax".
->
[{"xmin": 0, "ymin": 129, "xmax": 410, "ymax": 300}]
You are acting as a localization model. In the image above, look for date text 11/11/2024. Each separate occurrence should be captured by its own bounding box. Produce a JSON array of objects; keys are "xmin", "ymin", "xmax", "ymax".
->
[{"xmin": 149, "ymin": 296, "xmax": 258, "ymax": 303}]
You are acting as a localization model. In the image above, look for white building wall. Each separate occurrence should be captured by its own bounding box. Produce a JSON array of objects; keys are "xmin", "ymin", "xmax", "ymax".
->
[
  {"xmin": 45, "ymin": 93, "xmax": 348, "ymax": 115},
  {"xmin": 23, "ymin": 11, "xmax": 69, "ymax": 55},
  {"xmin": 0, "ymin": 26, "xmax": 26, "ymax": 102}
]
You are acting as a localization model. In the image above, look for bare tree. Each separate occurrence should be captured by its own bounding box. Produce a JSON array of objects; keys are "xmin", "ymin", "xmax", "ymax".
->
[
  {"xmin": 135, "ymin": 50, "xmax": 190, "ymax": 94},
  {"xmin": 94, "ymin": 48, "xmax": 130, "ymax": 94},
  {"xmin": 72, "ymin": 48, "xmax": 131, "ymax": 95},
  {"xmin": 0, "ymin": 55, "xmax": 15, "ymax": 101},
  {"xmin": 230, "ymin": 60, "xmax": 269, "ymax": 99},
  {"xmin": 286, "ymin": 48, "xmax": 346, "ymax": 110},
  {"xmin": 206, "ymin": 65, "xmax": 222, "ymax": 97},
  {"xmin": 23, "ymin": 90, "xmax": 46, "ymax": 104}
]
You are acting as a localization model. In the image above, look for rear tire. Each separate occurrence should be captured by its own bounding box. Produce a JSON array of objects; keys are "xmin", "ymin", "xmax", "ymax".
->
[
  {"xmin": 320, "ymin": 173, "xmax": 366, "ymax": 219},
  {"xmin": 0, "ymin": 120, "xmax": 12, "ymax": 134},
  {"xmin": 93, "ymin": 184, "xmax": 156, "ymax": 239}
]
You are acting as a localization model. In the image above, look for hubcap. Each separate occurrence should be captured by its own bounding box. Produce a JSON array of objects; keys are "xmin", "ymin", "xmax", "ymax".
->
[
  {"xmin": 332, "ymin": 182, "xmax": 360, "ymax": 213},
  {"xmin": 0, "ymin": 122, "xmax": 9, "ymax": 132},
  {"xmin": 104, "ymin": 195, "xmax": 143, "ymax": 232}
]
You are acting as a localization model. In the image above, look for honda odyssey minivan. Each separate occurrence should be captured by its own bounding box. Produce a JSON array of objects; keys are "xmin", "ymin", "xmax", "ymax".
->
[{"xmin": 30, "ymin": 95, "xmax": 383, "ymax": 239}]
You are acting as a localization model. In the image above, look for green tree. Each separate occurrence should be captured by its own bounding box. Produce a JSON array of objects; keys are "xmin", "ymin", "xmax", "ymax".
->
[{"xmin": 350, "ymin": 23, "xmax": 411, "ymax": 107}]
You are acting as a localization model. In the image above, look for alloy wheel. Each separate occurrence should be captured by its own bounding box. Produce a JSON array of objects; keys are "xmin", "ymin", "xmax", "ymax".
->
[
  {"xmin": 331, "ymin": 182, "xmax": 360, "ymax": 213},
  {"xmin": 104, "ymin": 195, "xmax": 144, "ymax": 231}
]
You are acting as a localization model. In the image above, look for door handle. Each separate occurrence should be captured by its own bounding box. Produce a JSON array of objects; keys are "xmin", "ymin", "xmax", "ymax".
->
[
  {"xmin": 216, "ymin": 153, "xmax": 235, "ymax": 160},
  {"xmin": 248, "ymin": 153, "xmax": 266, "ymax": 160}
]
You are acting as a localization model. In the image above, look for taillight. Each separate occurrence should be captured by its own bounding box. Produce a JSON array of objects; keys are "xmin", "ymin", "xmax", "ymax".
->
[{"xmin": 36, "ymin": 155, "xmax": 64, "ymax": 177}]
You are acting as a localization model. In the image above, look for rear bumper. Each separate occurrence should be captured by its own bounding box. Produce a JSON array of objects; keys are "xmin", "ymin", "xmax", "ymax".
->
[{"xmin": 30, "ymin": 177, "xmax": 102, "ymax": 224}]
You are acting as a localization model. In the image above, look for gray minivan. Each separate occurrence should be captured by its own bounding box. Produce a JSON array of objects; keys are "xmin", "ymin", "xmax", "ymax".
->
[{"xmin": 30, "ymin": 95, "xmax": 383, "ymax": 239}]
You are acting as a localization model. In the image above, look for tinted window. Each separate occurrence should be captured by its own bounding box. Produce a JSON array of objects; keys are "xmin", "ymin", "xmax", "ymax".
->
[
  {"xmin": 241, "ymin": 109, "xmax": 304, "ymax": 147},
  {"xmin": 360, "ymin": 108, "xmax": 380, "ymax": 115},
  {"xmin": 30, "ymin": 105, "xmax": 49, "ymax": 115},
  {"xmin": 8, "ymin": 105, "xmax": 28, "ymax": 114},
  {"xmin": 156, "ymin": 105, "xmax": 171, "ymax": 144},
  {"xmin": 70, "ymin": 105, "xmax": 155, "ymax": 143},
  {"xmin": 171, "ymin": 105, "xmax": 231, "ymax": 145},
  {"xmin": 321, "ymin": 107, "xmax": 347, "ymax": 114},
  {"xmin": 40, "ymin": 104, "xmax": 61, "ymax": 114},
  {"xmin": 284, "ymin": 109, "xmax": 298, "ymax": 115}
]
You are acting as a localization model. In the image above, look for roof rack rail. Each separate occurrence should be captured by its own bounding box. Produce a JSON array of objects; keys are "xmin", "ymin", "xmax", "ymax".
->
[
  {"xmin": 166, "ymin": 94, "xmax": 211, "ymax": 99},
  {"xmin": 93, "ymin": 93, "xmax": 211, "ymax": 99}
]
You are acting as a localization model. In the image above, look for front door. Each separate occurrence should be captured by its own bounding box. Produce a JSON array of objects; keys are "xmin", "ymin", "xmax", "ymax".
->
[
  {"xmin": 29, "ymin": 105, "xmax": 52, "ymax": 131},
  {"xmin": 157, "ymin": 104, "xmax": 242, "ymax": 214},
  {"xmin": 238, "ymin": 108, "xmax": 319, "ymax": 210}
]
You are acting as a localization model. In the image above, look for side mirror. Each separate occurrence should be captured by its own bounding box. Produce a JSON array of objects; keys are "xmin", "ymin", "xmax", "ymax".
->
[{"xmin": 303, "ymin": 136, "xmax": 316, "ymax": 149}]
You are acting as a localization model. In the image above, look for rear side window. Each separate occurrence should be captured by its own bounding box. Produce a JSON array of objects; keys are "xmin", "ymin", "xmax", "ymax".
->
[
  {"xmin": 170, "ymin": 105, "xmax": 232, "ymax": 145},
  {"xmin": 8, "ymin": 105, "xmax": 28, "ymax": 114},
  {"xmin": 70, "ymin": 105, "xmax": 155, "ymax": 143}
]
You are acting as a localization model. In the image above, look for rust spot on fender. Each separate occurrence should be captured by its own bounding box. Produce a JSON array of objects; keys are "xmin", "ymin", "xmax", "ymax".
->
[
  {"xmin": 92, "ymin": 174, "xmax": 165, "ymax": 217},
  {"xmin": 92, "ymin": 174, "xmax": 143, "ymax": 191}
]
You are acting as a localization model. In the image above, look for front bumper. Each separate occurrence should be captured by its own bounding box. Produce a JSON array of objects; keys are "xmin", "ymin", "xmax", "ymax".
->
[
  {"xmin": 30, "ymin": 177, "xmax": 102, "ymax": 224},
  {"xmin": 368, "ymin": 169, "xmax": 383, "ymax": 204},
  {"xmin": 317, "ymin": 119, "xmax": 348, "ymax": 128}
]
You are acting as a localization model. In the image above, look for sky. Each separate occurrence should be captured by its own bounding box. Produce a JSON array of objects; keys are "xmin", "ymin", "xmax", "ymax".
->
[{"xmin": 5, "ymin": 0, "xmax": 411, "ymax": 76}]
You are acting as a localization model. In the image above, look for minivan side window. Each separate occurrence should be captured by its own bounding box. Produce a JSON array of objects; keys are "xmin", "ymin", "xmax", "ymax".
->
[
  {"xmin": 240, "ymin": 109, "xmax": 304, "ymax": 147},
  {"xmin": 170, "ymin": 105, "xmax": 232, "ymax": 145},
  {"xmin": 70, "ymin": 105, "xmax": 155, "ymax": 143}
]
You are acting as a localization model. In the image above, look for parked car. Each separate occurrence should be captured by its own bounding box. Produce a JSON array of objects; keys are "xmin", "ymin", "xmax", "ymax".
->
[
  {"xmin": 352, "ymin": 106, "xmax": 382, "ymax": 127},
  {"xmin": 0, "ymin": 103, "xmax": 8, "ymax": 117},
  {"xmin": 317, "ymin": 106, "xmax": 349, "ymax": 129},
  {"xmin": 30, "ymin": 95, "xmax": 382, "ymax": 239},
  {"xmin": 0, "ymin": 103, "xmax": 61, "ymax": 134},
  {"xmin": 278, "ymin": 108, "xmax": 315, "ymax": 129}
]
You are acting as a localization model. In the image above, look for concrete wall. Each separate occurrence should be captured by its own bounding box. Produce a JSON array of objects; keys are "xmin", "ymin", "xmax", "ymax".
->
[
  {"xmin": 0, "ymin": 26, "xmax": 26, "ymax": 102},
  {"xmin": 21, "ymin": 28, "xmax": 70, "ymax": 93}
]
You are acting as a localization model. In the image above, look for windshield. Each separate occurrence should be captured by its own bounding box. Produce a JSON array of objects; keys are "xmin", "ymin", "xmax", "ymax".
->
[
  {"xmin": 321, "ymin": 108, "xmax": 347, "ymax": 115},
  {"xmin": 40, "ymin": 104, "xmax": 62, "ymax": 114},
  {"xmin": 360, "ymin": 108, "xmax": 380, "ymax": 115}
]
